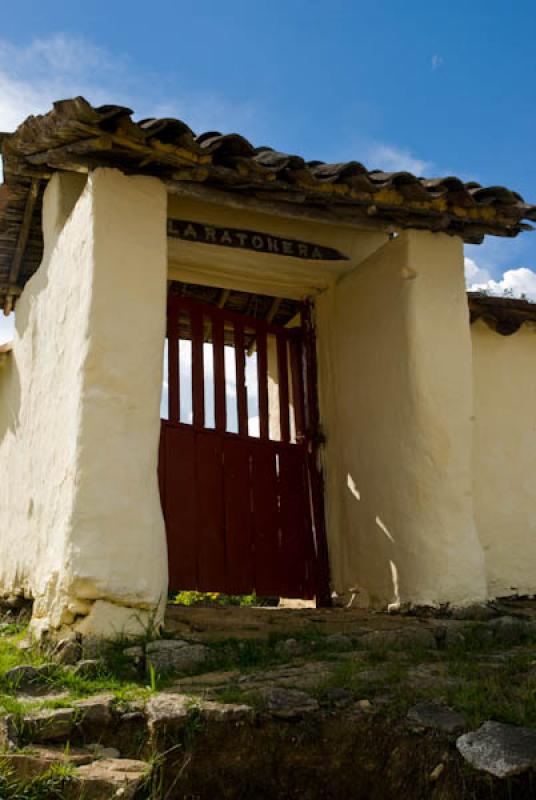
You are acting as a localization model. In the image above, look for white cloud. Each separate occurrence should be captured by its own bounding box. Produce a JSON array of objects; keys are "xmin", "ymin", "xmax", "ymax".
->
[
  {"xmin": 431, "ymin": 54, "xmax": 444, "ymax": 71},
  {"xmin": 0, "ymin": 34, "xmax": 259, "ymax": 138},
  {"xmin": 465, "ymin": 257, "xmax": 536, "ymax": 301},
  {"xmin": 366, "ymin": 143, "xmax": 433, "ymax": 176}
]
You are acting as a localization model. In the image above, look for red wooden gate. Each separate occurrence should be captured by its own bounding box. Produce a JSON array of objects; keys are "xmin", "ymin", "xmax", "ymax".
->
[{"xmin": 159, "ymin": 294, "xmax": 330, "ymax": 602}]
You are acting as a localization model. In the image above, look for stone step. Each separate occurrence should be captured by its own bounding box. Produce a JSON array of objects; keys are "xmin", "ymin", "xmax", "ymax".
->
[{"xmin": 2, "ymin": 748, "xmax": 149, "ymax": 799}]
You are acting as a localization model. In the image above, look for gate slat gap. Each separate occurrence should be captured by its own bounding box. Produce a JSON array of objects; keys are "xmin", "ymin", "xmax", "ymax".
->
[
  {"xmin": 277, "ymin": 333, "xmax": 290, "ymax": 443},
  {"xmin": 256, "ymin": 325, "xmax": 269, "ymax": 440},
  {"xmin": 234, "ymin": 321, "xmax": 249, "ymax": 437},
  {"xmin": 191, "ymin": 311, "xmax": 205, "ymax": 429},
  {"xmin": 212, "ymin": 315, "xmax": 226, "ymax": 432}
]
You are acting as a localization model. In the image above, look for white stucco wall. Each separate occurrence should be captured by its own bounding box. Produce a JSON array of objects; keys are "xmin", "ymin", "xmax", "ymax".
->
[
  {"xmin": 316, "ymin": 230, "xmax": 487, "ymax": 608},
  {"xmin": 0, "ymin": 168, "xmax": 168, "ymax": 638},
  {"xmin": 472, "ymin": 319, "xmax": 536, "ymax": 598}
]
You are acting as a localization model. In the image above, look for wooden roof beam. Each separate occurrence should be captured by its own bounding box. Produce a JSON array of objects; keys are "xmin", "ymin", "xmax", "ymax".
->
[{"xmin": 3, "ymin": 178, "xmax": 40, "ymax": 316}]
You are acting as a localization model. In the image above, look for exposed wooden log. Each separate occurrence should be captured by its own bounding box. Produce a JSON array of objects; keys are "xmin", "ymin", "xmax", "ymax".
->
[
  {"xmin": 165, "ymin": 180, "xmax": 398, "ymax": 234},
  {"xmin": 26, "ymin": 136, "xmax": 114, "ymax": 165},
  {"xmin": 217, "ymin": 289, "xmax": 230, "ymax": 309},
  {"xmin": 266, "ymin": 297, "xmax": 282, "ymax": 323}
]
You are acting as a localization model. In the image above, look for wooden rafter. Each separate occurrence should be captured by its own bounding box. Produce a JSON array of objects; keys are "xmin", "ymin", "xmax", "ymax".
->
[{"xmin": 3, "ymin": 178, "xmax": 40, "ymax": 315}]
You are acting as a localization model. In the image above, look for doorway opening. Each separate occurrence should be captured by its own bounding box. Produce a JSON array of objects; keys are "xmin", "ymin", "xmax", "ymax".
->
[{"xmin": 159, "ymin": 282, "xmax": 330, "ymax": 606}]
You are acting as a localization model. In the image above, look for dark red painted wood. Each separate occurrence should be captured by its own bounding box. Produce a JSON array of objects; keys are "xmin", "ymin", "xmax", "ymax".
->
[
  {"xmin": 162, "ymin": 425, "xmax": 197, "ymax": 590},
  {"xmin": 195, "ymin": 431, "xmax": 225, "ymax": 591},
  {"xmin": 224, "ymin": 437, "xmax": 254, "ymax": 594},
  {"xmin": 160, "ymin": 294, "xmax": 330, "ymax": 603},
  {"xmin": 234, "ymin": 322, "xmax": 248, "ymax": 436},
  {"xmin": 256, "ymin": 327, "xmax": 269, "ymax": 440},
  {"xmin": 250, "ymin": 441, "xmax": 281, "ymax": 596},
  {"xmin": 279, "ymin": 446, "xmax": 314, "ymax": 598}
]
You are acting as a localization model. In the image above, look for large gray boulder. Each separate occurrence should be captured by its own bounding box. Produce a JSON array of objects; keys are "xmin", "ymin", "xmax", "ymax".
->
[
  {"xmin": 146, "ymin": 640, "xmax": 209, "ymax": 673},
  {"xmin": 457, "ymin": 721, "xmax": 536, "ymax": 778}
]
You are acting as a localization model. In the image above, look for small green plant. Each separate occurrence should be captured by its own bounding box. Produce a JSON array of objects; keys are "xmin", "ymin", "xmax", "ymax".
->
[
  {"xmin": 148, "ymin": 662, "xmax": 158, "ymax": 693},
  {"xmin": 171, "ymin": 591, "xmax": 262, "ymax": 607},
  {"xmin": 0, "ymin": 760, "xmax": 75, "ymax": 800}
]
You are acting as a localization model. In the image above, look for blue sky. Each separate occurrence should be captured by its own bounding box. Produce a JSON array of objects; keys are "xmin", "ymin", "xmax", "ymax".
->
[{"xmin": 0, "ymin": 0, "xmax": 535, "ymax": 342}]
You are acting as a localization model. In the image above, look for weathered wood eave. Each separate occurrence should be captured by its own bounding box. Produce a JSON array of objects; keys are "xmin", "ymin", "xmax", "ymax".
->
[{"xmin": 1, "ymin": 96, "xmax": 535, "ymax": 313}]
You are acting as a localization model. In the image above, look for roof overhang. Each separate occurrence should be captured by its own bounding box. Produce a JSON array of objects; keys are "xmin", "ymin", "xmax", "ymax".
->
[{"xmin": 1, "ymin": 96, "xmax": 535, "ymax": 313}]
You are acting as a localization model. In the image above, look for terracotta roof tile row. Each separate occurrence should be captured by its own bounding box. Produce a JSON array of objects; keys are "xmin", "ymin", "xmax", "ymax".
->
[{"xmin": 1, "ymin": 96, "xmax": 535, "ymax": 311}]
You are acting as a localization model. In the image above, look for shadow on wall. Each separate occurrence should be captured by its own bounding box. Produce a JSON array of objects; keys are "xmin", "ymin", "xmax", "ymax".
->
[
  {"xmin": 0, "ymin": 347, "xmax": 21, "ymax": 444},
  {"xmin": 345, "ymin": 471, "xmax": 401, "ymax": 610}
]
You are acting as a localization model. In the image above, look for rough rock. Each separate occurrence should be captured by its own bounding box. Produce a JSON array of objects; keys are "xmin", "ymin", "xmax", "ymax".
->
[
  {"xmin": 71, "ymin": 658, "xmax": 104, "ymax": 678},
  {"xmin": 275, "ymin": 638, "xmax": 308, "ymax": 658},
  {"xmin": 260, "ymin": 687, "xmax": 319, "ymax": 719},
  {"xmin": 21, "ymin": 707, "xmax": 76, "ymax": 742},
  {"xmin": 488, "ymin": 616, "xmax": 526, "ymax": 645},
  {"xmin": 51, "ymin": 638, "xmax": 82, "ymax": 665},
  {"xmin": 146, "ymin": 640, "xmax": 209, "ymax": 673},
  {"xmin": 324, "ymin": 688, "xmax": 353, "ymax": 708},
  {"xmin": 87, "ymin": 743, "xmax": 121, "ymax": 759},
  {"xmin": 457, "ymin": 721, "xmax": 536, "ymax": 778},
  {"xmin": 407, "ymin": 702, "xmax": 465, "ymax": 733},
  {"xmin": 0, "ymin": 745, "xmax": 93, "ymax": 780},
  {"xmin": 0, "ymin": 715, "xmax": 18, "ymax": 749},
  {"xmin": 450, "ymin": 603, "xmax": 498, "ymax": 621},
  {"xmin": 441, "ymin": 624, "xmax": 466, "ymax": 649},
  {"xmin": 4, "ymin": 663, "xmax": 55, "ymax": 693},
  {"xmin": 67, "ymin": 758, "xmax": 149, "ymax": 800},
  {"xmin": 359, "ymin": 628, "xmax": 437, "ymax": 651},
  {"xmin": 238, "ymin": 661, "xmax": 333, "ymax": 691},
  {"xmin": 145, "ymin": 692, "xmax": 190, "ymax": 736},
  {"xmin": 75, "ymin": 693, "xmax": 115, "ymax": 729},
  {"xmin": 170, "ymin": 669, "xmax": 240, "ymax": 692},
  {"xmin": 123, "ymin": 645, "xmax": 144, "ymax": 663},
  {"xmin": 200, "ymin": 700, "xmax": 254, "ymax": 723}
]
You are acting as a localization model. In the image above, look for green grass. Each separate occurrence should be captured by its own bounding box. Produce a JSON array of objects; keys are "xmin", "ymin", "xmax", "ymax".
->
[
  {"xmin": 0, "ymin": 760, "xmax": 75, "ymax": 800},
  {"xmin": 171, "ymin": 591, "xmax": 267, "ymax": 607}
]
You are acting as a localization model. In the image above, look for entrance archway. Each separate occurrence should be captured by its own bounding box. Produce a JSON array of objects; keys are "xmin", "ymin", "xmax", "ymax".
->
[{"xmin": 159, "ymin": 285, "xmax": 330, "ymax": 605}]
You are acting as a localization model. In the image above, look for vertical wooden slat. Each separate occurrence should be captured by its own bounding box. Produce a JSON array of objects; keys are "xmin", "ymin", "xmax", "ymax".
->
[
  {"xmin": 277, "ymin": 333, "xmax": 290, "ymax": 443},
  {"xmin": 301, "ymin": 301, "xmax": 332, "ymax": 607},
  {"xmin": 196, "ymin": 431, "xmax": 225, "ymax": 591},
  {"xmin": 191, "ymin": 311, "xmax": 205, "ymax": 429},
  {"xmin": 212, "ymin": 315, "xmax": 226, "ymax": 432},
  {"xmin": 224, "ymin": 438, "xmax": 254, "ymax": 594},
  {"xmin": 158, "ymin": 423, "xmax": 166, "ymax": 514},
  {"xmin": 164, "ymin": 425, "xmax": 197, "ymax": 590},
  {"xmin": 279, "ymin": 446, "xmax": 313, "ymax": 598},
  {"xmin": 251, "ymin": 442, "xmax": 281, "ymax": 595},
  {"xmin": 234, "ymin": 322, "xmax": 248, "ymax": 437},
  {"xmin": 256, "ymin": 325, "xmax": 269, "ymax": 440}
]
